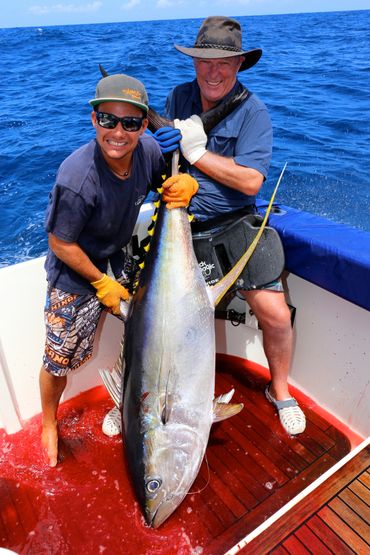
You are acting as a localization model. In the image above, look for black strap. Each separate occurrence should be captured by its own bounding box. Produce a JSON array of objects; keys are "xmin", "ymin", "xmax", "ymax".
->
[{"xmin": 191, "ymin": 205, "xmax": 257, "ymax": 234}]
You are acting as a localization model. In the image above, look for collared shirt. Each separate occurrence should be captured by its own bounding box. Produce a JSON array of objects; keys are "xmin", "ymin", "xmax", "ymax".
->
[{"xmin": 165, "ymin": 79, "xmax": 273, "ymax": 221}]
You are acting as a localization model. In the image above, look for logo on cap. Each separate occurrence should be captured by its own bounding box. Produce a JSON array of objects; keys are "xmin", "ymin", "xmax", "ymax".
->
[{"xmin": 123, "ymin": 88, "xmax": 142, "ymax": 101}]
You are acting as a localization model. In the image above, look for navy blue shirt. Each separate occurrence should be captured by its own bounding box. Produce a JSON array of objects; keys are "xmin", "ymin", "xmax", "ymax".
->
[
  {"xmin": 45, "ymin": 136, "xmax": 165, "ymax": 294},
  {"xmin": 165, "ymin": 80, "xmax": 273, "ymax": 221}
]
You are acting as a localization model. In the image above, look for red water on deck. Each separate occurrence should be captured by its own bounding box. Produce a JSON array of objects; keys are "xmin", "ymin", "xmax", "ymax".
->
[
  {"xmin": 0, "ymin": 356, "xmax": 360, "ymax": 555},
  {"xmin": 0, "ymin": 387, "xmax": 208, "ymax": 555}
]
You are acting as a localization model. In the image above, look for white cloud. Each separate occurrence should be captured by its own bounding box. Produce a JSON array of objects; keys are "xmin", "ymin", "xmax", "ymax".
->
[
  {"xmin": 156, "ymin": 0, "xmax": 173, "ymax": 7},
  {"xmin": 121, "ymin": 0, "xmax": 140, "ymax": 11},
  {"xmin": 29, "ymin": 1, "xmax": 102, "ymax": 15}
]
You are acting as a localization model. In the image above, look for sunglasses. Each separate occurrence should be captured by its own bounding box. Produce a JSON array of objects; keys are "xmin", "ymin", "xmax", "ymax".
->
[{"xmin": 95, "ymin": 111, "xmax": 145, "ymax": 132}]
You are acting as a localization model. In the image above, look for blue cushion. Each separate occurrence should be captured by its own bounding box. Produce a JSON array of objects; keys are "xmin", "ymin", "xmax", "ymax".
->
[{"xmin": 258, "ymin": 201, "xmax": 370, "ymax": 311}]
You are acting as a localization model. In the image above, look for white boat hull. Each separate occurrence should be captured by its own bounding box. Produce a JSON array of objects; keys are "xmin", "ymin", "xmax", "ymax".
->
[{"xmin": 0, "ymin": 203, "xmax": 369, "ymax": 439}]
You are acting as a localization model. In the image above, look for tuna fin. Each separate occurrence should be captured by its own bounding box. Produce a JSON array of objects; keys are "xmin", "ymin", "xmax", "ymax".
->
[
  {"xmin": 214, "ymin": 388, "xmax": 235, "ymax": 404},
  {"xmin": 99, "ymin": 333, "xmax": 125, "ymax": 408},
  {"xmin": 213, "ymin": 401, "xmax": 244, "ymax": 422},
  {"xmin": 207, "ymin": 163, "xmax": 287, "ymax": 307},
  {"xmin": 99, "ymin": 367, "xmax": 122, "ymax": 408}
]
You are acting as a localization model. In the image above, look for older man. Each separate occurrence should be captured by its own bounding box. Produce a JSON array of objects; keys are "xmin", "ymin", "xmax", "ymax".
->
[{"xmin": 164, "ymin": 16, "xmax": 305, "ymax": 436}]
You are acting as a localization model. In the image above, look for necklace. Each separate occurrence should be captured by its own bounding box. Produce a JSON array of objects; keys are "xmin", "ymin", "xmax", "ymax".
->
[{"xmin": 113, "ymin": 167, "xmax": 130, "ymax": 179}]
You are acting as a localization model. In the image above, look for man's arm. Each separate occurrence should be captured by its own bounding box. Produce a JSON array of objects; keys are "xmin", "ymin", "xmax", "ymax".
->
[
  {"xmin": 194, "ymin": 151, "xmax": 264, "ymax": 195},
  {"xmin": 48, "ymin": 233, "xmax": 103, "ymax": 282},
  {"xmin": 174, "ymin": 114, "xmax": 265, "ymax": 196},
  {"xmin": 49, "ymin": 233, "xmax": 130, "ymax": 315}
]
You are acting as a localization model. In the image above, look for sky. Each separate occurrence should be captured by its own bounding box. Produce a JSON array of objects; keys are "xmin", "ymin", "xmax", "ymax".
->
[{"xmin": 1, "ymin": 0, "xmax": 369, "ymax": 28}]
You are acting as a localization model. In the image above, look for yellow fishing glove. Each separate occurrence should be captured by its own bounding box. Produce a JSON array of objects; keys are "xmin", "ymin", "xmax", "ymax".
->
[
  {"xmin": 162, "ymin": 173, "xmax": 199, "ymax": 209},
  {"xmin": 91, "ymin": 274, "xmax": 129, "ymax": 315}
]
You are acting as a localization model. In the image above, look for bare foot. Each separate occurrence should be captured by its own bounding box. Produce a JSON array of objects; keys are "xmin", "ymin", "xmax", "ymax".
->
[{"xmin": 41, "ymin": 421, "xmax": 59, "ymax": 467}]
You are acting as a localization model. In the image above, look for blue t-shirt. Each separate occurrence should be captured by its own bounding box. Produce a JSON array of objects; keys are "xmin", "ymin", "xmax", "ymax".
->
[
  {"xmin": 165, "ymin": 80, "xmax": 273, "ymax": 221},
  {"xmin": 45, "ymin": 136, "xmax": 165, "ymax": 294}
]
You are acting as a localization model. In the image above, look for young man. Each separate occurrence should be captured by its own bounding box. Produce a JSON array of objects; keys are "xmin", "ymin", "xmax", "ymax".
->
[{"xmin": 40, "ymin": 73, "xmax": 198, "ymax": 467}]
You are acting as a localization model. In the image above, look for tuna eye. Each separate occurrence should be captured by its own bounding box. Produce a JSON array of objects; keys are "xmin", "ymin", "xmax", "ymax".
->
[{"xmin": 146, "ymin": 479, "xmax": 162, "ymax": 493}]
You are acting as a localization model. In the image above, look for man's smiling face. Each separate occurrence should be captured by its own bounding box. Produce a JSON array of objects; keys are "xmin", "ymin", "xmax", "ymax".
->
[
  {"xmin": 91, "ymin": 101, "xmax": 147, "ymax": 164},
  {"xmin": 194, "ymin": 55, "xmax": 244, "ymax": 111}
]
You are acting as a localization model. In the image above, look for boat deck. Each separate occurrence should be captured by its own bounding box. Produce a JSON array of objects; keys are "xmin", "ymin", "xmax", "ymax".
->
[
  {"xmin": 0, "ymin": 355, "xmax": 361, "ymax": 555},
  {"xmin": 247, "ymin": 445, "xmax": 370, "ymax": 554}
]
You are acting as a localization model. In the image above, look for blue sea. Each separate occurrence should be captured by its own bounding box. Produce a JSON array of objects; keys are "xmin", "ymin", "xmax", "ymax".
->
[{"xmin": 1, "ymin": 10, "xmax": 369, "ymax": 267}]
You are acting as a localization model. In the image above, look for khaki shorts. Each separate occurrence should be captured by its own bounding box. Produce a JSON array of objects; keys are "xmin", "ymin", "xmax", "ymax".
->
[{"xmin": 43, "ymin": 287, "xmax": 104, "ymax": 376}]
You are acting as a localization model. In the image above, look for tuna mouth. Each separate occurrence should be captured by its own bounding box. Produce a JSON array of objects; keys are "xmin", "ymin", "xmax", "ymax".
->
[{"xmin": 147, "ymin": 496, "xmax": 177, "ymax": 529}]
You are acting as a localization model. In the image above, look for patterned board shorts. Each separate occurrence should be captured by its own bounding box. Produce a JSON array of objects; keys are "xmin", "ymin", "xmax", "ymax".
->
[
  {"xmin": 43, "ymin": 287, "xmax": 105, "ymax": 376},
  {"xmin": 43, "ymin": 251, "xmax": 139, "ymax": 376}
]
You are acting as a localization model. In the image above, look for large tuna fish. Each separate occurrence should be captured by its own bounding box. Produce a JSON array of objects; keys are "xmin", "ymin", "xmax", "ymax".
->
[{"xmin": 100, "ymin": 158, "xmax": 285, "ymax": 527}]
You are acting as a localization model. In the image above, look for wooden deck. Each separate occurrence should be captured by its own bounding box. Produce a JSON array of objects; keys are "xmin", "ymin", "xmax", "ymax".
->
[
  {"xmin": 246, "ymin": 445, "xmax": 370, "ymax": 554},
  {"xmin": 0, "ymin": 355, "xmax": 361, "ymax": 555}
]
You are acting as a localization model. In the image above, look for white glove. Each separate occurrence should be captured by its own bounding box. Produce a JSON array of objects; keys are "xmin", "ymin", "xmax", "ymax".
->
[{"xmin": 174, "ymin": 115, "xmax": 207, "ymax": 165}]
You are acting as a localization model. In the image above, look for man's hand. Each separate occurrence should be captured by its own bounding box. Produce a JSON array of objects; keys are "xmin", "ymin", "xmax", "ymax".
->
[
  {"xmin": 149, "ymin": 126, "xmax": 182, "ymax": 154},
  {"xmin": 162, "ymin": 173, "xmax": 199, "ymax": 209},
  {"xmin": 174, "ymin": 115, "xmax": 207, "ymax": 164},
  {"xmin": 91, "ymin": 274, "xmax": 129, "ymax": 315}
]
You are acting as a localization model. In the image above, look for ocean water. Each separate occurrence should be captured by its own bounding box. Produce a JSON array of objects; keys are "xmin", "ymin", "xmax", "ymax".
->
[{"xmin": 1, "ymin": 10, "xmax": 369, "ymax": 267}]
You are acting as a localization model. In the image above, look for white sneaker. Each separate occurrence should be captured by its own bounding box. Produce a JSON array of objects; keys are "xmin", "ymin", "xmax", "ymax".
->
[{"xmin": 102, "ymin": 407, "xmax": 122, "ymax": 437}]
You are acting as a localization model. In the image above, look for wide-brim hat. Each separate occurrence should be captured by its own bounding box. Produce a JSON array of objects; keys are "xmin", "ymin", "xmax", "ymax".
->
[
  {"xmin": 89, "ymin": 74, "xmax": 149, "ymax": 113},
  {"xmin": 174, "ymin": 16, "xmax": 262, "ymax": 72}
]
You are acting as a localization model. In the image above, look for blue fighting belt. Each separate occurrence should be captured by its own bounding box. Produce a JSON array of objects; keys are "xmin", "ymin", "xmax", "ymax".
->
[{"xmin": 192, "ymin": 213, "xmax": 285, "ymax": 291}]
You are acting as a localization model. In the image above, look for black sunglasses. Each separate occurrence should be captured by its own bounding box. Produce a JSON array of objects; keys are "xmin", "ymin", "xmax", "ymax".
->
[{"xmin": 96, "ymin": 111, "xmax": 145, "ymax": 132}]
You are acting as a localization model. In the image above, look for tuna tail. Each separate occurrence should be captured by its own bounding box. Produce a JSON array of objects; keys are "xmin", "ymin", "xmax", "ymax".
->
[
  {"xmin": 146, "ymin": 88, "xmax": 249, "ymax": 134},
  {"xmin": 97, "ymin": 64, "xmax": 249, "ymax": 134},
  {"xmin": 99, "ymin": 63, "xmax": 109, "ymax": 77},
  {"xmin": 207, "ymin": 163, "xmax": 288, "ymax": 308}
]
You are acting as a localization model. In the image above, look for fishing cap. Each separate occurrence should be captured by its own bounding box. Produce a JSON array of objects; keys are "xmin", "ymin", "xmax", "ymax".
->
[
  {"xmin": 174, "ymin": 16, "xmax": 262, "ymax": 72},
  {"xmin": 89, "ymin": 74, "xmax": 149, "ymax": 113}
]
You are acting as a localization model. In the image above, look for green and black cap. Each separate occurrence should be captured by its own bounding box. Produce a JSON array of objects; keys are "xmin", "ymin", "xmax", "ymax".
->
[{"xmin": 89, "ymin": 74, "xmax": 149, "ymax": 113}]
